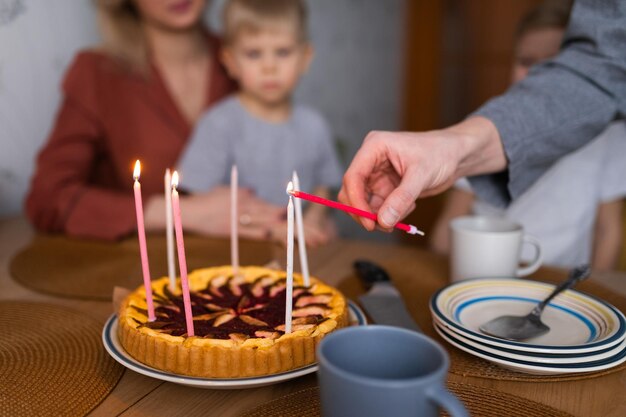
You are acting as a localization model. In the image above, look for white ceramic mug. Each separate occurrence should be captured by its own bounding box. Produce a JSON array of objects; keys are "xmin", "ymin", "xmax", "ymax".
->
[{"xmin": 450, "ymin": 216, "xmax": 542, "ymax": 282}]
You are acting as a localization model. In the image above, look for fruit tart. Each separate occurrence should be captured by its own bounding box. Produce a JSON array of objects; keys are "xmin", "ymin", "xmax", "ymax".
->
[{"xmin": 118, "ymin": 266, "xmax": 349, "ymax": 378}]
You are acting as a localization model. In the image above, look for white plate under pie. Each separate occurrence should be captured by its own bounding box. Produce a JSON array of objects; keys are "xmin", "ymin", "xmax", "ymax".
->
[{"xmin": 102, "ymin": 300, "xmax": 366, "ymax": 389}]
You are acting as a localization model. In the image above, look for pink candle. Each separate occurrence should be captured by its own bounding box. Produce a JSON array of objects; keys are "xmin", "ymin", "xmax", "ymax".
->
[
  {"xmin": 133, "ymin": 160, "xmax": 155, "ymax": 322},
  {"xmin": 285, "ymin": 182, "xmax": 295, "ymax": 334},
  {"xmin": 170, "ymin": 171, "xmax": 195, "ymax": 337},
  {"xmin": 231, "ymin": 165, "xmax": 239, "ymax": 275},
  {"xmin": 288, "ymin": 188, "xmax": 425, "ymax": 236}
]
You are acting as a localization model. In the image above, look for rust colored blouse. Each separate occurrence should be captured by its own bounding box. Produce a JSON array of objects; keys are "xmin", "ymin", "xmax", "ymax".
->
[{"xmin": 26, "ymin": 35, "xmax": 235, "ymax": 240}]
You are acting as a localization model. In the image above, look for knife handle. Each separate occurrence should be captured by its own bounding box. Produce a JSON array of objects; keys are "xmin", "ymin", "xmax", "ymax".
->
[{"xmin": 354, "ymin": 260, "xmax": 391, "ymax": 289}]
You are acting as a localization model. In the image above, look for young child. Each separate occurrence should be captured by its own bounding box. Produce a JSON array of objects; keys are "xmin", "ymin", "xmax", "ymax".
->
[
  {"xmin": 430, "ymin": 0, "xmax": 626, "ymax": 271},
  {"xmin": 178, "ymin": 0, "xmax": 342, "ymax": 247}
]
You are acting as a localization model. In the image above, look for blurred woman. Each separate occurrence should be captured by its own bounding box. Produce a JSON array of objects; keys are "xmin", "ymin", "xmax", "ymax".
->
[{"xmin": 26, "ymin": 0, "xmax": 284, "ymax": 240}]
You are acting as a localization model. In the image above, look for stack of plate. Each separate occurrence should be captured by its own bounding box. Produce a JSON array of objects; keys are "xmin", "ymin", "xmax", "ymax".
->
[{"xmin": 429, "ymin": 278, "xmax": 626, "ymax": 375}]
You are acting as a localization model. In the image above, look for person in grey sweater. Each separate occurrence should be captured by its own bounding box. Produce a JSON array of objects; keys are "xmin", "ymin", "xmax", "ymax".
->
[
  {"xmin": 430, "ymin": 1, "xmax": 626, "ymax": 271},
  {"xmin": 339, "ymin": 0, "xmax": 626, "ymax": 233}
]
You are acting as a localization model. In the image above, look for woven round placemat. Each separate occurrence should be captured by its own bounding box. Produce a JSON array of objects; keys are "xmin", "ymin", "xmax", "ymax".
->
[
  {"xmin": 239, "ymin": 383, "xmax": 574, "ymax": 417},
  {"xmin": 0, "ymin": 301, "xmax": 124, "ymax": 417},
  {"xmin": 10, "ymin": 234, "xmax": 276, "ymax": 300}
]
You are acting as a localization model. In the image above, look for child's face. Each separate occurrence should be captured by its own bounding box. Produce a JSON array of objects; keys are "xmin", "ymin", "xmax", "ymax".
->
[
  {"xmin": 511, "ymin": 27, "xmax": 564, "ymax": 84},
  {"xmin": 223, "ymin": 24, "xmax": 312, "ymax": 106}
]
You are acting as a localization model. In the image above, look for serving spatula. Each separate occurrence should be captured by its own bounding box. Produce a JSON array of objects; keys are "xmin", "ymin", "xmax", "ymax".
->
[{"xmin": 479, "ymin": 264, "xmax": 591, "ymax": 341}]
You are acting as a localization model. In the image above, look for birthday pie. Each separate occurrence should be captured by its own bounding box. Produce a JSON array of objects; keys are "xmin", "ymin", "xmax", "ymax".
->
[{"xmin": 118, "ymin": 266, "xmax": 349, "ymax": 378}]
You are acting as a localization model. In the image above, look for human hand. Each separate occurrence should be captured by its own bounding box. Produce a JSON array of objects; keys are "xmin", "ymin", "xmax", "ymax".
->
[
  {"xmin": 179, "ymin": 187, "xmax": 285, "ymax": 240},
  {"xmin": 236, "ymin": 188, "xmax": 288, "ymax": 240},
  {"xmin": 339, "ymin": 117, "xmax": 505, "ymax": 231},
  {"xmin": 302, "ymin": 210, "xmax": 337, "ymax": 247},
  {"xmin": 268, "ymin": 212, "xmax": 337, "ymax": 248}
]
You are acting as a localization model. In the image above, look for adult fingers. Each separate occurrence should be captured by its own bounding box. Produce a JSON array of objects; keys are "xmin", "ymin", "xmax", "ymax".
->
[
  {"xmin": 252, "ymin": 207, "xmax": 286, "ymax": 226},
  {"xmin": 303, "ymin": 226, "xmax": 330, "ymax": 248},
  {"xmin": 343, "ymin": 131, "xmax": 405, "ymax": 231},
  {"xmin": 340, "ymin": 175, "xmax": 374, "ymax": 230},
  {"xmin": 239, "ymin": 199, "xmax": 285, "ymax": 225},
  {"xmin": 376, "ymin": 170, "xmax": 424, "ymax": 229},
  {"xmin": 239, "ymin": 224, "xmax": 272, "ymax": 241}
]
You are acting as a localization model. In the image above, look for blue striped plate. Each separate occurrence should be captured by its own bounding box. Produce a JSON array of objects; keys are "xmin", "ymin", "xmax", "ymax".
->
[
  {"xmin": 430, "ymin": 278, "xmax": 626, "ymax": 354},
  {"xmin": 434, "ymin": 322, "xmax": 626, "ymax": 375}
]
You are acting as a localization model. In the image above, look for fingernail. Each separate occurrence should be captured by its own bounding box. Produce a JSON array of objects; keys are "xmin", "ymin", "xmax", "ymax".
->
[{"xmin": 379, "ymin": 207, "xmax": 399, "ymax": 228}]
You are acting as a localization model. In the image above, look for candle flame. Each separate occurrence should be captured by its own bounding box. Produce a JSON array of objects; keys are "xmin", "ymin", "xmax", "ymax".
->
[
  {"xmin": 133, "ymin": 160, "xmax": 141, "ymax": 181},
  {"xmin": 286, "ymin": 181, "xmax": 294, "ymax": 195},
  {"xmin": 171, "ymin": 171, "xmax": 179, "ymax": 189}
]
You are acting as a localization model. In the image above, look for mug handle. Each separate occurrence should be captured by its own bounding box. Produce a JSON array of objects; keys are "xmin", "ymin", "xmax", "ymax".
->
[
  {"xmin": 426, "ymin": 386, "xmax": 469, "ymax": 417},
  {"xmin": 516, "ymin": 234, "xmax": 543, "ymax": 277}
]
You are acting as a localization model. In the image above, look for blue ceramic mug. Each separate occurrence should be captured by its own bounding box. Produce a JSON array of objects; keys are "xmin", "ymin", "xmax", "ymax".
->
[{"xmin": 317, "ymin": 325, "xmax": 468, "ymax": 417}]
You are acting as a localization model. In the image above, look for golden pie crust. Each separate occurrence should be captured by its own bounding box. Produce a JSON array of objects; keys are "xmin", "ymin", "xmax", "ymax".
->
[{"xmin": 118, "ymin": 266, "xmax": 349, "ymax": 378}]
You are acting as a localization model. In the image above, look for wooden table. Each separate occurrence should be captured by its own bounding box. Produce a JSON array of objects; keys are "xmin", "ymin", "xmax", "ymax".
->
[{"xmin": 2, "ymin": 216, "xmax": 626, "ymax": 417}]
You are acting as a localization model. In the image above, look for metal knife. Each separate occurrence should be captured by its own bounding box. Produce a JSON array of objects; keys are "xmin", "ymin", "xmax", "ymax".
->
[{"xmin": 354, "ymin": 260, "xmax": 421, "ymax": 332}]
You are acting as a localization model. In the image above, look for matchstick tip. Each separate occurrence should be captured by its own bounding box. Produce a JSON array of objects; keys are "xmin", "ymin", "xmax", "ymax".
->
[{"xmin": 408, "ymin": 225, "xmax": 425, "ymax": 236}]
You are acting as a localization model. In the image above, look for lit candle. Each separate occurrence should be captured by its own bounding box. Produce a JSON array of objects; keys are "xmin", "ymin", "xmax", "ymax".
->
[
  {"xmin": 170, "ymin": 171, "xmax": 195, "ymax": 337},
  {"xmin": 292, "ymin": 171, "xmax": 310, "ymax": 286},
  {"xmin": 133, "ymin": 160, "xmax": 155, "ymax": 322},
  {"xmin": 285, "ymin": 182, "xmax": 295, "ymax": 334},
  {"xmin": 164, "ymin": 169, "xmax": 176, "ymax": 291},
  {"xmin": 231, "ymin": 165, "xmax": 239, "ymax": 276}
]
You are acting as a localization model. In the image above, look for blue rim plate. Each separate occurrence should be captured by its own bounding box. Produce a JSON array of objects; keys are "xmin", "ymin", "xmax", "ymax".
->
[
  {"xmin": 102, "ymin": 300, "xmax": 366, "ymax": 389},
  {"xmin": 430, "ymin": 278, "xmax": 626, "ymax": 354},
  {"xmin": 434, "ymin": 321, "xmax": 626, "ymax": 364},
  {"xmin": 434, "ymin": 322, "xmax": 626, "ymax": 375}
]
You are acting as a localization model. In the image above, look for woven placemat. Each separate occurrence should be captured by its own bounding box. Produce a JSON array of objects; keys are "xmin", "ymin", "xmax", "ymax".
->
[
  {"xmin": 10, "ymin": 234, "xmax": 276, "ymax": 300},
  {"xmin": 239, "ymin": 383, "xmax": 574, "ymax": 417},
  {"xmin": 0, "ymin": 301, "xmax": 124, "ymax": 417}
]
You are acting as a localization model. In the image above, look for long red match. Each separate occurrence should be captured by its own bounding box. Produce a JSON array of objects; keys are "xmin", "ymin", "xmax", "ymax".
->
[{"xmin": 286, "ymin": 185, "xmax": 424, "ymax": 236}]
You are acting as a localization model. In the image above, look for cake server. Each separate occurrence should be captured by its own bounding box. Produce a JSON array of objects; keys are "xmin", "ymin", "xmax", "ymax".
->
[
  {"xmin": 479, "ymin": 264, "xmax": 591, "ymax": 341},
  {"xmin": 354, "ymin": 260, "xmax": 421, "ymax": 332}
]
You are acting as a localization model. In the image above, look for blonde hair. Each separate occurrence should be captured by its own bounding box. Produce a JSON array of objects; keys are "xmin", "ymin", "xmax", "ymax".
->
[
  {"xmin": 94, "ymin": 0, "xmax": 148, "ymax": 73},
  {"xmin": 223, "ymin": 0, "xmax": 308, "ymax": 44}
]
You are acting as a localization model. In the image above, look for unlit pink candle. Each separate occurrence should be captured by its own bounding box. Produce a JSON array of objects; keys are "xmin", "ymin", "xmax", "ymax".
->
[
  {"xmin": 171, "ymin": 171, "xmax": 195, "ymax": 337},
  {"xmin": 231, "ymin": 165, "xmax": 239, "ymax": 275},
  {"xmin": 164, "ymin": 169, "xmax": 176, "ymax": 291},
  {"xmin": 133, "ymin": 160, "xmax": 155, "ymax": 322},
  {"xmin": 292, "ymin": 171, "xmax": 310, "ymax": 286},
  {"xmin": 285, "ymin": 182, "xmax": 295, "ymax": 334}
]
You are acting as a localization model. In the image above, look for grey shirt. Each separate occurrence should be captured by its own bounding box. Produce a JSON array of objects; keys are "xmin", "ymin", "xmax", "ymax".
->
[
  {"xmin": 471, "ymin": 0, "xmax": 626, "ymax": 207},
  {"xmin": 177, "ymin": 95, "xmax": 343, "ymax": 205}
]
